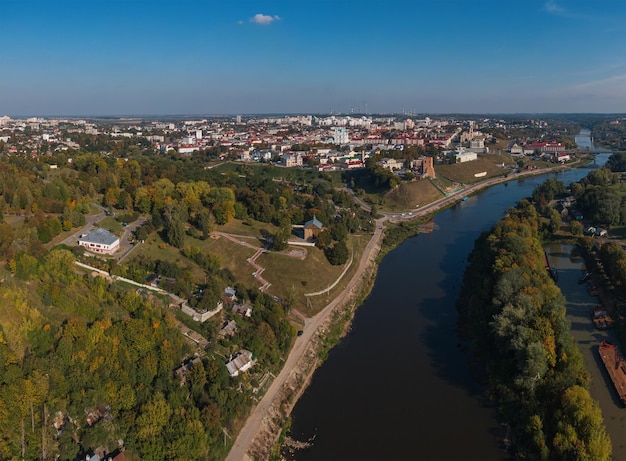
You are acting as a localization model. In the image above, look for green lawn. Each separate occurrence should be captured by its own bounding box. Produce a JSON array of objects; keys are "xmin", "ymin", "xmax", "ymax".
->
[
  {"xmin": 281, "ymin": 233, "xmax": 370, "ymax": 316},
  {"xmin": 130, "ymin": 233, "xmax": 208, "ymax": 283},
  {"xmin": 215, "ymin": 219, "xmax": 276, "ymax": 238},
  {"xmin": 256, "ymin": 244, "xmax": 335, "ymax": 306},
  {"xmin": 96, "ymin": 216, "xmax": 123, "ymax": 233},
  {"xmin": 195, "ymin": 235, "xmax": 260, "ymax": 288},
  {"xmin": 128, "ymin": 220, "xmax": 374, "ymax": 318},
  {"xmin": 435, "ymin": 158, "xmax": 510, "ymax": 184},
  {"xmin": 383, "ymin": 179, "xmax": 443, "ymax": 211}
]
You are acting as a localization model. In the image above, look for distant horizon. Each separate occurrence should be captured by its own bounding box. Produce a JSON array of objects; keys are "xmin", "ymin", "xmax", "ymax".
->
[
  {"xmin": 3, "ymin": 1, "xmax": 626, "ymax": 115},
  {"xmin": 4, "ymin": 111, "xmax": 626, "ymax": 120}
]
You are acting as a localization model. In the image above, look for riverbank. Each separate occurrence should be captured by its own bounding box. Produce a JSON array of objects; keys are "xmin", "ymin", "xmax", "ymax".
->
[
  {"xmin": 225, "ymin": 158, "xmax": 591, "ymax": 461},
  {"xmin": 226, "ymin": 215, "xmax": 385, "ymax": 461}
]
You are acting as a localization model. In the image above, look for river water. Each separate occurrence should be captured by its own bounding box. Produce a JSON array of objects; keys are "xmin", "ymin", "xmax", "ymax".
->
[{"xmin": 287, "ymin": 134, "xmax": 610, "ymax": 460}]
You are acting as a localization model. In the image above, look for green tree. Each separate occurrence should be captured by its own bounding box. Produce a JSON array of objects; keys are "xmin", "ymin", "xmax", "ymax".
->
[
  {"xmin": 553, "ymin": 386, "xmax": 611, "ymax": 461},
  {"xmin": 196, "ymin": 208, "xmax": 213, "ymax": 239},
  {"xmin": 271, "ymin": 224, "xmax": 291, "ymax": 251},
  {"xmin": 166, "ymin": 216, "xmax": 185, "ymax": 248},
  {"xmin": 325, "ymin": 240, "xmax": 349, "ymax": 265}
]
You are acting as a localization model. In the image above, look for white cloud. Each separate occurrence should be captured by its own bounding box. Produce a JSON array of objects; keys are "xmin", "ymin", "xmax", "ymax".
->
[
  {"xmin": 250, "ymin": 13, "xmax": 281, "ymax": 25},
  {"xmin": 544, "ymin": 1, "xmax": 566, "ymax": 15},
  {"xmin": 567, "ymin": 73, "xmax": 626, "ymax": 92}
]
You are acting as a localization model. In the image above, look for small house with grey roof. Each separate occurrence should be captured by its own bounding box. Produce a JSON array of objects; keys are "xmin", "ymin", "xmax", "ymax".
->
[{"xmin": 78, "ymin": 228, "xmax": 120, "ymax": 255}]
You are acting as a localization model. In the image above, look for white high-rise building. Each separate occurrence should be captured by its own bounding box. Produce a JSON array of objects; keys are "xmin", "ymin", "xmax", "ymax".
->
[
  {"xmin": 333, "ymin": 127, "xmax": 349, "ymax": 145},
  {"xmin": 236, "ymin": 115, "xmax": 242, "ymax": 123}
]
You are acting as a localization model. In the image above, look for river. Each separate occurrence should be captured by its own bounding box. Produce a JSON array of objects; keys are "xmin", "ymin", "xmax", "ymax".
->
[
  {"xmin": 576, "ymin": 128, "xmax": 594, "ymax": 150},
  {"xmin": 287, "ymin": 133, "xmax": 610, "ymax": 460}
]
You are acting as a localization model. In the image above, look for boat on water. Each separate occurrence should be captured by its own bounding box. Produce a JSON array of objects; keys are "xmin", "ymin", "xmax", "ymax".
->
[
  {"xmin": 461, "ymin": 196, "xmax": 468, "ymax": 201},
  {"xmin": 598, "ymin": 341, "xmax": 626, "ymax": 406},
  {"xmin": 544, "ymin": 250, "xmax": 558, "ymax": 282},
  {"xmin": 592, "ymin": 306, "xmax": 613, "ymax": 329}
]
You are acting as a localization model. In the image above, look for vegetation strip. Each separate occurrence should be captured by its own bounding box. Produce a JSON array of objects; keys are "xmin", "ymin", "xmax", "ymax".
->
[{"xmin": 457, "ymin": 188, "xmax": 611, "ymax": 460}]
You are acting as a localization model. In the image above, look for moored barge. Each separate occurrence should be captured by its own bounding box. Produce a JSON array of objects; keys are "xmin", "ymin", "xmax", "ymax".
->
[{"xmin": 598, "ymin": 340, "xmax": 626, "ymax": 406}]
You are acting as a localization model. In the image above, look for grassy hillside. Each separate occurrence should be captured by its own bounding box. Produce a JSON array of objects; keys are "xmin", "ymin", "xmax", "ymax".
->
[
  {"xmin": 435, "ymin": 157, "xmax": 510, "ymax": 184},
  {"xmin": 383, "ymin": 179, "xmax": 443, "ymax": 211}
]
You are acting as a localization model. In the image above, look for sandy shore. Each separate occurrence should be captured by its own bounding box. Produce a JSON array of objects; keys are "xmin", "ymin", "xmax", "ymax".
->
[{"xmin": 225, "ymin": 161, "xmax": 577, "ymax": 461}]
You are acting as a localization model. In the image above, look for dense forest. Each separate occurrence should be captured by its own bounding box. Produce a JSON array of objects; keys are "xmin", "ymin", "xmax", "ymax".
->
[
  {"xmin": 457, "ymin": 188, "xmax": 611, "ymax": 460},
  {"xmin": 0, "ymin": 242, "xmax": 300, "ymax": 460},
  {"xmin": 0, "ymin": 148, "xmax": 381, "ymax": 459},
  {"xmin": 0, "ymin": 150, "xmax": 371, "ymax": 265}
]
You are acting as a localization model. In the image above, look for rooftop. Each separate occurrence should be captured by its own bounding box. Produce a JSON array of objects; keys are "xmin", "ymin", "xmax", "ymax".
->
[{"xmin": 79, "ymin": 227, "xmax": 119, "ymax": 246}]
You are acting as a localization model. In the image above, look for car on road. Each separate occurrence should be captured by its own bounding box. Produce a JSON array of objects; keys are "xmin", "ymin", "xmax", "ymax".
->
[{"xmin": 297, "ymin": 330, "xmax": 304, "ymax": 336}]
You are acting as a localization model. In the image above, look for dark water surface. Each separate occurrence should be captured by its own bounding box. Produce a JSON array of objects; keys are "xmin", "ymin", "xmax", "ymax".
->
[{"xmin": 288, "ymin": 149, "xmax": 609, "ymax": 461}]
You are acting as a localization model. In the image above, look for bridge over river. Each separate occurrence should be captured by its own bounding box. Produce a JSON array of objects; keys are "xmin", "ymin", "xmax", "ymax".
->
[{"xmin": 574, "ymin": 147, "xmax": 613, "ymax": 154}]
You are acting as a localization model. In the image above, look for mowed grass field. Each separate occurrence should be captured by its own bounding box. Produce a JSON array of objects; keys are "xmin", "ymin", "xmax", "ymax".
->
[
  {"xmin": 278, "ymin": 232, "xmax": 369, "ymax": 316},
  {"xmin": 128, "ymin": 222, "xmax": 369, "ymax": 317},
  {"xmin": 215, "ymin": 218, "xmax": 277, "ymax": 238},
  {"xmin": 131, "ymin": 231, "xmax": 260, "ymax": 288},
  {"xmin": 435, "ymin": 157, "xmax": 510, "ymax": 184}
]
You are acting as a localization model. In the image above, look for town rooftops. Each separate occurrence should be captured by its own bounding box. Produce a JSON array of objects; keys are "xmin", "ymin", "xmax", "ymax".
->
[
  {"xmin": 79, "ymin": 227, "xmax": 119, "ymax": 246},
  {"xmin": 226, "ymin": 349, "xmax": 255, "ymax": 377}
]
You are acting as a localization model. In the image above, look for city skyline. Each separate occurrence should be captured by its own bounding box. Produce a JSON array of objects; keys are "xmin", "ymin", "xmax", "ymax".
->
[{"xmin": 2, "ymin": 0, "xmax": 626, "ymax": 116}]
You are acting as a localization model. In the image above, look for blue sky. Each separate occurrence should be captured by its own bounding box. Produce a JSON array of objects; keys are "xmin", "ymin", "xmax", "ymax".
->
[{"xmin": 2, "ymin": 0, "xmax": 626, "ymax": 115}]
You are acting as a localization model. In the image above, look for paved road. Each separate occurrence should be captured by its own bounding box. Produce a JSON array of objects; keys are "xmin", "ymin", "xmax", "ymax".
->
[
  {"xmin": 58, "ymin": 204, "xmax": 107, "ymax": 247},
  {"xmin": 116, "ymin": 217, "xmax": 147, "ymax": 262}
]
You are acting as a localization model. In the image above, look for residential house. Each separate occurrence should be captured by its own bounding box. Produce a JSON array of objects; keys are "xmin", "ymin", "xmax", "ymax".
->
[
  {"xmin": 555, "ymin": 152, "xmax": 570, "ymax": 163},
  {"xmin": 223, "ymin": 287, "xmax": 237, "ymax": 304},
  {"xmin": 509, "ymin": 143, "xmax": 524, "ymax": 155},
  {"xmin": 232, "ymin": 302, "xmax": 253, "ymax": 317},
  {"xmin": 174, "ymin": 357, "xmax": 202, "ymax": 386},
  {"xmin": 218, "ymin": 320, "xmax": 238, "ymax": 339},
  {"xmin": 226, "ymin": 349, "xmax": 255, "ymax": 377},
  {"xmin": 340, "ymin": 159, "xmax": 364, "ymax": 170}
]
